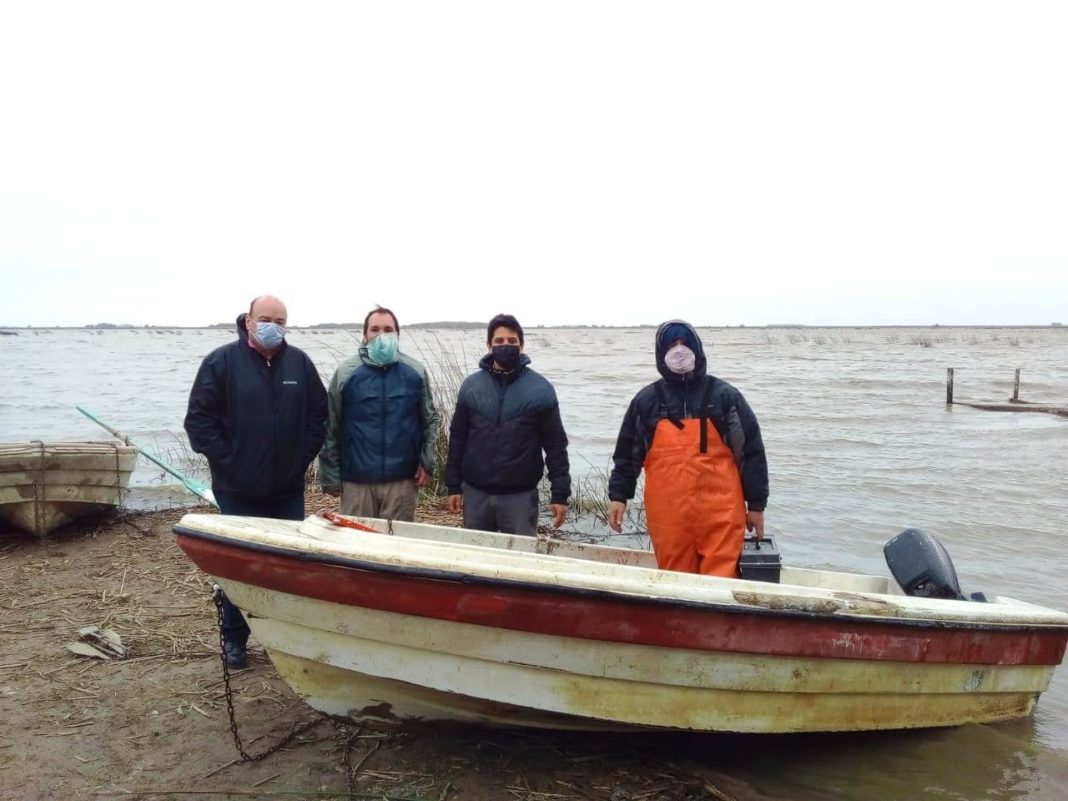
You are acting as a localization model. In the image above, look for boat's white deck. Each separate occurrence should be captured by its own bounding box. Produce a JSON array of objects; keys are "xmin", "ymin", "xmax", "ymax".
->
[{"xmin": 175, "ymin": 512, "xmax": 1068, "ymax": 628}]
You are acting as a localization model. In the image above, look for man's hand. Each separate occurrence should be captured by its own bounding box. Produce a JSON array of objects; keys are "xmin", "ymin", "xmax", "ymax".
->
[
  {"xmin": 746, "ymin": 510, "xmax": 765, "ymax": 539},
  {"xmin": 324, "ymin": 487, "xmax": 341, "ymax": 498},
  {"xmin": 550, "ymin": 503, "xmax": 568, "ymax": 529},
  {"xmin": 446, "ymin": 494, "xmax": 463, "ymax": 514},
  {"xmin": 415, "ymin": 466, "xmax": 431, "ymax": 488},
  {"xmin": 607, "ymin": 500, "xmax": 626, "ymax": 533}
]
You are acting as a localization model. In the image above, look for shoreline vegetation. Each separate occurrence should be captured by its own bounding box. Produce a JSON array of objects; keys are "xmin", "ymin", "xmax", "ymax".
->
[{"xmin": 148, "ymin": 378, "xmax": 649, "ymax": 543}]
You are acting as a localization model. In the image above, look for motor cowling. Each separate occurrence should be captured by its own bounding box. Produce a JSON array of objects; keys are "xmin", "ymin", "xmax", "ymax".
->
[{"xmin": 884, "ymin": 528, "xmax": 968, "ymax": 601}]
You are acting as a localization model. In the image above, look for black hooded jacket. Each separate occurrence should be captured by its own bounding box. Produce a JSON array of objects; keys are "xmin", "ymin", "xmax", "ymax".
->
[
  {"xmin": 607, "ymin": 321, "xmax": 769, "ymax": 510},
  {"xmin": 184, "ymin": 315, "xmax": 328, "ymax": 500},
  {"xmin": 445, "ymin": 353, "xmax": 571, "ymax": 504}
]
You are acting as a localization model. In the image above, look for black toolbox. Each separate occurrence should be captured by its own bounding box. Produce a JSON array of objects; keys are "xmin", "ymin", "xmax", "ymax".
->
[{"xmin": 739, "ymin": 535, "xmax": 781, "ymax": 583}]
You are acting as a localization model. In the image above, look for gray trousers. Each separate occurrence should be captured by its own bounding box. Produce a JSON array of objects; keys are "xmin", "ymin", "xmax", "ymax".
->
[
  {"xmin": 462, "ymin": 483, "xmax": 538, "ymax": 535},
  {"xmin": 341, "ymin": 479, "xmax": 417, "ymax": 521}
]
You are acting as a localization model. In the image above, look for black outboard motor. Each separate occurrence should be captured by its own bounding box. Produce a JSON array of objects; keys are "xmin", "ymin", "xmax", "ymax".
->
[{"xmin": 884, "ymin": 528, "xmax": 969, "ymax": 601}]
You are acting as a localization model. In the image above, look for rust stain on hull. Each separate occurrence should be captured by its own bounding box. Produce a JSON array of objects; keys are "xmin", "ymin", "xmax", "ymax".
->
[{"xmin": 268, "ymin": 649, "xmax": 1039, "ymax": 734}]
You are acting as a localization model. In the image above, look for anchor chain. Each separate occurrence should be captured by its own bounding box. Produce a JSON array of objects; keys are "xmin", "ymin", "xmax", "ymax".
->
[
  {"xmin": 30, "ymin": 440, "xmax": 46, "ymax": 538},
  {"xmin": 343, "ymin": 726, "xmax": 361, "ymax": 798},
  {"xmin": 111, "ymin": 441, "xmax": 126, "ymax": 512},
  {"xmin": 212, "ymin": 585, "xmax": 323, "ymax": 762}
]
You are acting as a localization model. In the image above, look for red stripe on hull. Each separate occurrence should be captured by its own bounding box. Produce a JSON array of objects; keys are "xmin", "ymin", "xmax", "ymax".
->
[{"xmin": 176, "ymin": 535, "xmax": 1068, "ymax": 666}]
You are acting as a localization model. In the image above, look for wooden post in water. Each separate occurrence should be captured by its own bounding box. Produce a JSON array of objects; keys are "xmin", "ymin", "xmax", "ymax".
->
[{"xmin": 943, "ymin": 366, "xmax": 1067, "ymax": 418}]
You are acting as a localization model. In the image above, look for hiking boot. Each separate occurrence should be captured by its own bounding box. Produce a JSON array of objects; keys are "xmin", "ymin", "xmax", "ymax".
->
[{"xmin": 224, "ymin": 642, "xmax": 248, "ymax": 669}]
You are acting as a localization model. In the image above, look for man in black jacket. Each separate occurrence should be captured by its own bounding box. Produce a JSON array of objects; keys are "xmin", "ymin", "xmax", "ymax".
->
[
  {"xmin": 445, "ymin": 314, "xmax": 570, "ymax": 534},
  {"xmin": 184, "ymin": 295, "xmax": 328, "ymax": 666}
]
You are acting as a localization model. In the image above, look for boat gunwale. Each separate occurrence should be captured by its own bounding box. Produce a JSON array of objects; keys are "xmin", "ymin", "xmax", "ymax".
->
[{"xmin": 172, "ymin": 523, "xmax": 1068, "ymax": 635}]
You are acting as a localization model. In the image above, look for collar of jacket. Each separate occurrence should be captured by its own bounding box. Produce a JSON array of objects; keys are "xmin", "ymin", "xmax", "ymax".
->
[
  {"xmin": 358, "ymin": 345, "xmax": 400, "ymax": 369},
  {"xmin": 478, "ymin": 352, "xmax": 530, "ymax": 383}
]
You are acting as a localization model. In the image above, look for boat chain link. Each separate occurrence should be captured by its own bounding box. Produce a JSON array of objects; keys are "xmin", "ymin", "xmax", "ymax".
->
[
  {"xmin": 212, "ymin": 585, "xmax": 324, "ymax": 762},
  {"xmin": 31, "ymin": 440, "xmax": 45, "ymax": 538},
  {"xmin": 111, "ymin": 442, "xmax": 125, "ymax": 513}
]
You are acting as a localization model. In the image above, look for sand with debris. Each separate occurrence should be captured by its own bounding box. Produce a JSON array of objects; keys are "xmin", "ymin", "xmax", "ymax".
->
[{"xmin": 0, "ymin": 494, "xmax": 769, "ymax": 801}]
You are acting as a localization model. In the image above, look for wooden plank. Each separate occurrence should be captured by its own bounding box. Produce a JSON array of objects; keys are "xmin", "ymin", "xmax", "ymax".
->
[{"xmin": 958, "ymin": 402, "xmax": 1068, "ymax": 418}]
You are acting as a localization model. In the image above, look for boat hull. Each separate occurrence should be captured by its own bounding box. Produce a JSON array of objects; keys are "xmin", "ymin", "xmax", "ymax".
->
[
  {"xmin": 0, "ymin": 442, "xmax": 138, "ymax": 536},
  {"xmin": 174, "ymin": 514, "xmax": 1068, "ymax": 733},
  {"xmin": 238, "ymin": 584, "xmax": 1046, "ymax": 733}
]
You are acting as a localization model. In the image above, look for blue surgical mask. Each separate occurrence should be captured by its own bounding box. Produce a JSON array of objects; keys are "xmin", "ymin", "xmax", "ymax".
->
[
  {"xmin": 367, "ymin": 332, "xmax": 399, "ymax": 365},
  {"xmin": 254, "ymin": 321, "xmax": 286, "ymax": 350}
]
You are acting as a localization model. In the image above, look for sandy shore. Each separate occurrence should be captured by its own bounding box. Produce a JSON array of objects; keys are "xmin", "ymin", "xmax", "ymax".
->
[{"xmin": 0, "ymin": 494, "xmax": 766, "ymax": 801}]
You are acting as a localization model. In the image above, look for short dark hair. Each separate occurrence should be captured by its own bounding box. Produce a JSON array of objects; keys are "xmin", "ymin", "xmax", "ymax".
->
[
  {"xmin": 363, "ymin": 306, "xmax": 399, "ymax": 337},
  {"xmin": 487, "ymin": 314, "xmax": 523, "ymax": 346}
]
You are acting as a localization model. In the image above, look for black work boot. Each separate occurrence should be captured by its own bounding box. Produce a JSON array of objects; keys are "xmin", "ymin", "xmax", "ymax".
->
[{"xmin": 224, "ymin": 641, "xmax": 248, "ymax": 669}]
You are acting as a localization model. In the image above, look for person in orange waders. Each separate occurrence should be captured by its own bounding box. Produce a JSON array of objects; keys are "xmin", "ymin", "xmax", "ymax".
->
[{"xmin": 607, "ymin": 321, "xmax": 768, "ymax": 577}]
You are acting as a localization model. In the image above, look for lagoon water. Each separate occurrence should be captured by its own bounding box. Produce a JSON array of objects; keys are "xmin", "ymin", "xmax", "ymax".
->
[{"xmin": 2, "ymin": 325, "xmax": 1067, "ymax": 799}]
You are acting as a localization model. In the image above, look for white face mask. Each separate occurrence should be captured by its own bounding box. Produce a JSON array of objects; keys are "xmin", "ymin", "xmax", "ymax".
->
[{"xmin": 664, "ymin": 343, "xmax": 696, "ymax": 375}]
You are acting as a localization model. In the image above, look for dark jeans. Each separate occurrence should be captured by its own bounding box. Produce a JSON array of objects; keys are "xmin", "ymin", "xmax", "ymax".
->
[
  {"xmin": 461, "ymin": 483, "xmax": 539, "ymax": 536},
  {"xmin": 215, "ymin": 490, "xmax": 305, "ymax": 647}
]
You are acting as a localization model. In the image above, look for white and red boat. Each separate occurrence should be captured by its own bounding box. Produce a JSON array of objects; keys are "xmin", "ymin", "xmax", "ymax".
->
[{"xmin": 172, "ymin": 513, "xmax": 1068, "ymax": 733}]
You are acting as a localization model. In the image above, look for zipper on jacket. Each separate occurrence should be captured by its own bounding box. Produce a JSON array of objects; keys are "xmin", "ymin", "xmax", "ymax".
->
[
  {"xmin": 494, "ymin": 377, "xmax": 507, "ymax": 476},
  {"xmin": 380, "ymin": 367, "xmax": 387, "ymax": 480},
  {"xmin": 265, "ymin": 353, "xmax": 279, "ymax": 489}
]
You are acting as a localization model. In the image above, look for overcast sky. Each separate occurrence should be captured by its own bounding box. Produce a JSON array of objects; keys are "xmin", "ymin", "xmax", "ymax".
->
[{"xmin": 1, "ymin": 2, "xmax": 1065, "ymax": 328}]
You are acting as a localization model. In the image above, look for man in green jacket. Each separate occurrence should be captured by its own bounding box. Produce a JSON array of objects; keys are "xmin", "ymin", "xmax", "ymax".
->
[{"xmin": 319, "ymin": 307, "xmax": 439, "ymax": 521}]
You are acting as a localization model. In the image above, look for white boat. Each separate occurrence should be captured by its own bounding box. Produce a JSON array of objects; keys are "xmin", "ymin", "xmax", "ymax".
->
[
  {"xmin": 0, "ymin": 442, "xmax": 139, "ymax": 536},
  {"xmin": 173, "ymin": 512, "xmax": 1068, "ymax": 733}
]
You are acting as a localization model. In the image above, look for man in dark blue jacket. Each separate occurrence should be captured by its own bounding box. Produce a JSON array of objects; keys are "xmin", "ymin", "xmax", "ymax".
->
[
  {"xmin": 185, "ymin": 295, "xmax": 328, "ymax": 667},
  {"xmin": 445, "ymin": 314, "xmax": 571, "ymax": 535}
]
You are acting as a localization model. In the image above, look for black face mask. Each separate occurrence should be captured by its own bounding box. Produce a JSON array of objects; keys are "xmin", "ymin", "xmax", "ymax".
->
[{"xmin": 491, "ymin": 344, "xmax": 522, "ymax": 371}]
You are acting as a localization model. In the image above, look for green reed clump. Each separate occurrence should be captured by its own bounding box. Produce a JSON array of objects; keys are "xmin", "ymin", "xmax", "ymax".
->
[
  {"xmin": 412, "ymin": 334, "xmax": 472, "ymax": 500},
  {"xmin": 151, "ymin": 432, "xmax": 208, "ymax": 481},
  {"xmin": 536, "ymin": 460, "xmax": 649, "ymax": 545}
]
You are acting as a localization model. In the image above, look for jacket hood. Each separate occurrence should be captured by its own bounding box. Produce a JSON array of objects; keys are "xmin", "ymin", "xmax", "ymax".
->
[{"xmin": 655, "ymin": 319, "xmax": 706, "ymax": 382}]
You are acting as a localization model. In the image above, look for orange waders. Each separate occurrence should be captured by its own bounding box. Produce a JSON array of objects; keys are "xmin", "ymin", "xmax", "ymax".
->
[{"xmin": 643, "ymin": 417, "xmax": 747, "ymax": 577}]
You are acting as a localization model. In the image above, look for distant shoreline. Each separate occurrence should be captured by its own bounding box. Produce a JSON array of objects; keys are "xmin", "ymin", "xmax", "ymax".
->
[{"xmin": 1, "ymin": 322, "xmax": 1064, "ymax": 332}]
